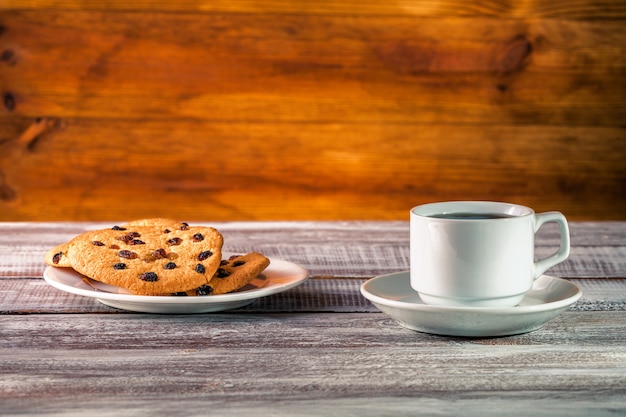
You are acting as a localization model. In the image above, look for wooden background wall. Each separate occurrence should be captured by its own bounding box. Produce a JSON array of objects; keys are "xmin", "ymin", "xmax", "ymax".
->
[{"xmin": 1, "ymin": 1, "xmax": 625, "ymax": 221}]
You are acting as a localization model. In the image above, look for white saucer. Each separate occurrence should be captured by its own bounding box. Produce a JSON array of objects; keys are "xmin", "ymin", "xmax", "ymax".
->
[
  {"xmin": 43, "ymin": 257, "xmax": 308, "ymax": 314},
  {"xmin": 360, "ymin": 272, "xmax": 582, "ymax": 337}
]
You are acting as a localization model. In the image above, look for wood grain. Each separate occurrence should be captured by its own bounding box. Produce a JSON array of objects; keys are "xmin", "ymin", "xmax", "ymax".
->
[
  {"xmin": 4, "ymin": 276, "xmax": 626, "ymax": 314},
  {"xmin": 1, "ymin": 120, "xmax": 624, "ymax": 220},
  {"xmin": 2, "ymin": 0, "xmax": 626, "ymax": 18},
  {"xmin": 2, "ymin": 221, "xmax": 625, "ymax": 314},
  {"xmin": 2, "ymin": 221, "xmax": 625, "ymax": 280},
  {"xmin": 2, "ymin": 11, "xmax": 624, "ymax": 123},
  {"xmin": 0, "ymin": 2, "xmax": 625, "ymax": 221},
  {"xmin": 1, "ymin": 312, "xmax": 625, "ymax": 416},
  {"xmin": 2, "ymin": 221, "xmax": 626, "ymax": 312}
]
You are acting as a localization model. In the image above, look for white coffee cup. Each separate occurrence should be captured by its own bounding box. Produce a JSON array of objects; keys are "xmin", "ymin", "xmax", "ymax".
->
[{"xmin": 410, "ymin": 201, "xmax": 570, "ymax": 308}]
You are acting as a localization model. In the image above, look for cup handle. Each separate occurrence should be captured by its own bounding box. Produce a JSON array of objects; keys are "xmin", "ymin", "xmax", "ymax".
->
[{"xmin": 533, "ymin": 211, "xmax": 570, "ymax": 278}]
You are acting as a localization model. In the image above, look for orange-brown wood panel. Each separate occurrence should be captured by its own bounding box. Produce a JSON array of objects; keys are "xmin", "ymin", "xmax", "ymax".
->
[
  {"xmin": 1, "ymin": 118, "xmax": 623, "ymax": 220},
  {"xmin": 1, "ymin": 1, "xmax": 625, "ymax": 221},
  {"xmin": 2, "ymin": 0, "xmax": 626, "ymax": 18},
  {"xmin": 2, "ymin": 10, "xmax": 624, "ymax": 124}
]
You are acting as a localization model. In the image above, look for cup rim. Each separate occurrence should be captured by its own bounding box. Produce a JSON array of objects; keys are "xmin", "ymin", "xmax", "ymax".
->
[{"xmin": 411, "ymin": 201, "xmax": 535, "ymax": 219}]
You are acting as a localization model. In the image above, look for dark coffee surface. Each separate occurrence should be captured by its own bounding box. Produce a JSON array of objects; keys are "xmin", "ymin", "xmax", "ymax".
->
[{"xmin": 428, "ymin": 212, "xmax": 516, "ymax": 220}]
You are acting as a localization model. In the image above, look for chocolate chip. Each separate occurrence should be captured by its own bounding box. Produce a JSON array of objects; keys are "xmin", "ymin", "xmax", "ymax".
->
[
  {"xmin": 167, "ymin": 237, "xmax": 183, "ymax": 246},
  {"xmin": 197, "ymin": 250, "xmax": 213, "ymax": 261},
  {"xmin": 180, "ymin": 223, "xmax": 189, "ymax": 230},
  {"xmin": 116, "ymin": 235, "xmax": 132, "ymax": 243},
  {"xmin": 220, "ymin": 259, "xmax": 228, "ymax": 266},
  {"xmin": 111, "ymin": 225, "xmax": 126, "ymax": 230},
  {"xmin": 52, "ymin": 252, "xmax": 63, "ymax": 264},
  {"xmin": 153, "ymin": 248, "xmax": 167, "ymax": 259},
  {"xmin": 163, "ymin": 229, "xmax": 171, "ymax": 234},
  {"xmin": 113, "ymin": 263, "xmax": 127, "ymax": 270},
  {"xmin": 171, "ymin": 292, "xmax": 188, "ymax": 296},
  {"xmin": 92, "ymin": 241, "xmax": 105, "ymax": 246},
  {"xmin": 233, "ymin": 260, "xmax": 246, "ymax": 267},
  {"xmin": 117, "ymin": 232, "xmax": 142, "ymax": 244},
  {"xmin": 192, "ymin": 233, "xmax": 204, "ymax": 242},
  {"xmin": 139, "ymin": 272, "xmax": 158, "ymax": 282},
  {"xmin": 195, "ymin": 264, "xmax": 205, "ymax": 274},
  {"xmin": 118, "ymin": 250, "xmax": 138, "ymax": 259},
  {"xmin": 196, "ymin": 285, "xmax": 213, "ymax": 296},
  {"xmin": 216, "ymin": 268, "xmax": 231, "ymax": 278},
  {"xmin": 164, "ymin": 262, "xmax": 176, "ymax": 270},
  {"xmin": 109, "ymin": 244, "xmax": 120, "ymax": 250}
]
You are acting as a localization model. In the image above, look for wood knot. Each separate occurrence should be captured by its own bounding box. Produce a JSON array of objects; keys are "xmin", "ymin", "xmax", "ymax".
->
[
  {"xmin": 496, "ymin": 36, "xmax": 533, "ymax": 74},
  {"xmin": 3, "ymin": 92, "xmax": 15, "ymax": 111},
  {"xmin": 1, "ymin": 49, "xmax": 17, "ymax": 66},
  {"xmin": 17, "ymin": 117, "xmax": 58, "ymax": 150}
]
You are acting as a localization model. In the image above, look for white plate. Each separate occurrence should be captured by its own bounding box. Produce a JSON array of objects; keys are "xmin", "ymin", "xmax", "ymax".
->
[
  {"xmin": 43, "ymin": 257, "xmax": 308, "ymax": 314},
  {"xmin": 360, "ymin": 272, "xmax": 582, "ymax": 337}
]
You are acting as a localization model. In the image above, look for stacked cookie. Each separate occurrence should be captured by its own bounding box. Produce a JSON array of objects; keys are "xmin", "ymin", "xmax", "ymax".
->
[{"xmin": 44, "ymin": 218, "xmax": 270, "ymax": 296}]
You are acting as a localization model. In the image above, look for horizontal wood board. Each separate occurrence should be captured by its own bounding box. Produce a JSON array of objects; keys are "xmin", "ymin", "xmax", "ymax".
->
[
  {"xmin": 2, "ymin": 221, "xmax": 625, "ymax": 313},
  {"xmin": 2, "ymin": 276, "xmax": 625, "ymax": 314},
  {"xmin": 1, "ymin": 312, "xmax": 625, "ymax": 416},
  {"xmin": 3, "ymin": 0, "xmax": 626, "ymax": 17},
  {"xmin": 2, "ymin": 221, "xmax": 625, "ymax": 278}
]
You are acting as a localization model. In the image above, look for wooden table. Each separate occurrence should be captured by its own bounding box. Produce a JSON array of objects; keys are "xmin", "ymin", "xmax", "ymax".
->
[{"xmin": 1, "ymin": 221, "xmax": 625, "ymax": 416}]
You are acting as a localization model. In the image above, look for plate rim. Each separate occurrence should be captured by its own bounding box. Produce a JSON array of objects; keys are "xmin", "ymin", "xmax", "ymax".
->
[{"xmin": 43, "ymin": 257, "xmax": 309, "ymax": 305}]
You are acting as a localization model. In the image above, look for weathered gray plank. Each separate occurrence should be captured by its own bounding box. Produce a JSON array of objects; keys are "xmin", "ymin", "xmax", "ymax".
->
[
  {"xmin": 2, "ymin": 312, "xmax": 625, "ymax": 348},
  {"xmin": 1, "ymin": 277, "xmax": 625, "ymax": 314},
  {"xmin": 1, "ymin": 221, "xmax": 625, "ymax": 279},
  {"xmin": 1, "ymin": 313, "xmax": 625, "ymax": 417}
]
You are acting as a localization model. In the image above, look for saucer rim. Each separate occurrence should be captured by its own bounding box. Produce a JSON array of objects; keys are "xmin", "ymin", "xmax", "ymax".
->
[{"xmin": 360, "ymin": 272, "xmax": 582, "ymax": 315}]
